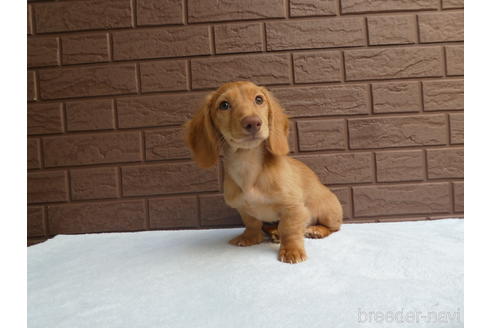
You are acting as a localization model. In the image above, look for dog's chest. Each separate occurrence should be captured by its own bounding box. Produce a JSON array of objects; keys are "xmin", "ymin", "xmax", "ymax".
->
[
  {"xmin": 223, "ymin": 149, "xmax": 279, "ymax": 221},
  {"xmin": 229, "ymin": 188, "xmax": 279, "ymax": 222}
]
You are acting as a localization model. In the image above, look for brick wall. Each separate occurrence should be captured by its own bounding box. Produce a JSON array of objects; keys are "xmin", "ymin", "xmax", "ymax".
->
[{"xmin": 27, "ymin": 0, "xmax": 464, "ymax": 245}]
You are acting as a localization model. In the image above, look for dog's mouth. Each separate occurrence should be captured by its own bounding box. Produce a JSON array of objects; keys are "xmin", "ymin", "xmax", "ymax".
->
[{"xmin": 228, "ymin": 132, "xmax": 268, "ymax": 148}]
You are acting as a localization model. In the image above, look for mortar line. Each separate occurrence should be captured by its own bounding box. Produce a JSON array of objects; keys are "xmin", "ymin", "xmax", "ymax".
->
[
  {"xmin": 261, "ymin": 23, "xmax": 267, "ymax": 52},
  {"xmin": 107, "ymin": 33, "xmax": 114, "ymax": 62},
  {"xmin": 443, "ymin": 46, "xmax": 448, "ymax": 76},
  {"xmin": 29, "ymin": 40, "xmax": 464, "ymax": 70},
  {"xmin": 28, "ymin": 177, "xmax": 463, "ymax": 207},
  {"xmin": 290, "ymin": 53, "xmax": 295, "ymax": 85},
  {"xmin": 30, "ymin": 8, "xmax": 464, "ymax": 37},
  {"xmin": 135, "ymin": 62, "xmax": 142, "ymax": 95},
  {"xmin": 61, "ymin": 102, "xmax": 68, "ymax": 133},
  {"xmin": 43, "ymin": 206, "xmax": 49, "ymax": 237},
  {"xmin": 144, "ymin": 199, "xmax": 150, "ymax": 230},
  {"xmin": 30, "ymin": 4, "xmax": 37, "ymax": 35},
  {"xmin": 118, "ymin": 167, "xmax": 124, "ymax": 198},
  {"xmin": 261, "ymin": 23, "xmax": 268, "ymax": 52},
  {"xmin": 187, "ymin": 59, "xmax": 192, "ymax": 90},
  {"xmin": 184, "ymin": 0, "xmax": 188, "ymax": 25},
  {"xmin": 197, "ymin": 195, "xmax": 202, "ymax": 227},
  {"xmin": 209, "ymin": 25, "xmax": 216, "ymax": 55},
  {"xmin": 131, "ymin": 0, "xmax": 137, "ymax": 28},
  {"xmin": 112, "ymin": 98, "xmax": 119, "ymax": 129},
  {"xmin": 364, "ymin": 16, "xmax": 370, "ymax": 46},
  {"xmin": 340, "ymin": 51, "xmax": 347, "ymax": 82},
  {"xmin": 57, "ymin": 37, "xmax": 62, "ymax": 66}
]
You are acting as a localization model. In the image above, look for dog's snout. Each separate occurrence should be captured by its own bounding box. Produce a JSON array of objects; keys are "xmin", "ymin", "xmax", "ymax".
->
[{"xmin": 241, "ymin": 116, "xmax": 262, "ymax": 134}]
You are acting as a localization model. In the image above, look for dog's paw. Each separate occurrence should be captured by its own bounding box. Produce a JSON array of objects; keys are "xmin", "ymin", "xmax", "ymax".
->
[
  {"xmin": 270, "ymin": 232, "xmax": 280, "ymax": 244},
  {"xmin": 229, "ymin": 233, "xmax": 264, "ymax": 247},
  {"xmin": 304, "ymin": 225, "xmax": 333, "ymax": 239},
  {"xmin": 278, "ymin": 247, "xmax": 307, "ymax": 264}
]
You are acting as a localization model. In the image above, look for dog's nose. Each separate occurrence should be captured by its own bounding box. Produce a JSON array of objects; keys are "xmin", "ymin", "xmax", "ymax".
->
[{"xmin": 241, "ymin": 116, "xmax": 262, "ymax": 134}]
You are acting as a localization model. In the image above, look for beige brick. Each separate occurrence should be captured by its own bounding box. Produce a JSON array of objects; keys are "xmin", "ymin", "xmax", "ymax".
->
[
  {"xmin": 61, "ymin": 33, "xmax": 109, "ymax": 65},
  {"xmin": 345, "ymin": 46, "xmax": 443, "ymax": 81},
  {"xmin": 349, "ymin": 114, "xmax": 447, "ymax": 149},
  {"xmin": 65, "ymin": 99, "xmax": 115, "ymax": 132},
  {"xmin": 290, "ymin": 0, "xmax": 337, "ymax": 17},
  {"xmin": 140, "ymin": 60, "xmax": 187, "ymax": 93},
  {"xmin": 149, "ymin": 196, "xmax": 199, "ymax": 229},
  {"xmin": 427, "ymin": 148, "xmax": 464, "ymax": 179},
  {"xmin": 453, "ymin": 182, "xmax": 464, "ymax": 212},
  {"xmin": 297, "ymin": 119, "xmax": 346, "ymax": 151},
  {"xmin": 38, "ymin": 64, "xmax": 137, "ymax": 100},
  {"xmin": 28, "ymin": 171, "xmax": 68, "ymax": 204},
  {"xmin": 423, "ymin": 80, "xmax": 463, "ymax": 111},
  {"xmin": 419, "ymin": 12, "xmax": 464, "ymax": 43},
  {"xmin": 295, "ymin": 153, "xmax": 373, "ymax": 185},
  {"xmin": 272, "ymin": 84, "xmax": 369, "ymax": 117},
  {"xmin": 117, "ymin": 92, "xmax": 205, "ymax": 128},
  {"xmin": 28, "ymin": 103, "xmax": 63, "ymax": 135},
  {"xmin": 376, "ymin": 150, "xmax": 425, "ymax": 182},
  {"xmin": 445, "ymin": 45, "xmax": 464, "ymax": 76},
  {"xmin": 342, "ymin": 0, "xmax": 438, "ymax": 13},
  {"xmin": 367, "ymin": 15, "xmax": 417, "ymax": 45},
  {"xmin": 266, "ymin": 17, "xmax": 365, "ymax": 51},
  {"xmin": 214, "ymin": 23, "xmax": 263, "ymax": 54},
  {"xmin": 122, "ymin": 163, "xmax": 219, "ymax": 196},
  {"xmin": 33, "ymin": 0, "xmax": 132, "ymax": 33},
  {"xmin": 353, "ymin": 183, "xmax": 451, "ymax": 217},
  {"xmin": 27, "ymin": 138, "xmax": 41, "ymax": 169},
  {"xmin": 372, "ymin": 81, "xmax": 421, "ymax": 113},
  {"xmin": 199, "ymin": 194, "xmax": 242, "ymax": 227},
  {"xmin": 442, "ymin": 0, "xmax": 464, "ymax": 9},
  {"xmin": 137, "ymin": 0, "xmax": 184, "ymax": 26},
  {"xmin": 293, "ymin": 51, "xmax": 342, "ymax": 83},
  {"xmin": 191, "ymin": 54, "xmax": 290, "ymax": 89},
  {"xmin": 43, "ymin": 132, "xmax": 141, "ymax": 167},
  {"xmin": 449, "ymin": 113, "xmax": 464, "ymax": 144},
  {"xmin": 28, "ymin": 37, "xmax": 59, "ymax": 67},
  {"xmin": 28, "ymin": 206, "xmax": 45, "ymax": 237},
  {"xmin": 28, "ymin": 71, "xmax": 37, "ymax": 101},
  {"xmin": 188, "ymin": 0, "xmax": 285, "ymax": 23},
  {"xmin": 70, "ymin": 167, "xmax": 119, "ymax": 200},
  {"xmin": 113, "ymin": 26, "xmax": 211, "ymax": 60},
  {"xmin": 48, "ymin": 200, "xmax": 146, "ymax": 234},
  {"xmin": 145, "ymin": 127, "xmax": 191, "ymax": 160}
]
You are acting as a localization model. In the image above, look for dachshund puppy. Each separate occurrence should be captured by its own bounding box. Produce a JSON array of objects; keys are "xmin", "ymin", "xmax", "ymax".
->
[{"xmin": 185, "ymin": 81, "xmax": 342, "ymax": 264}]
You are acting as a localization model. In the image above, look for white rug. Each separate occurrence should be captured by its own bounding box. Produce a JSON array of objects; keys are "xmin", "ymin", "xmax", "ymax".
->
[{"xmin": 28, "ymin": 219, "xmax": 463, "ymax": 328}]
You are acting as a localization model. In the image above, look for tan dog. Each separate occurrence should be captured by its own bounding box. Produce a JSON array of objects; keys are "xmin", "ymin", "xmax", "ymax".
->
[{"xmin": 185, "ymin": 81, "xmax": 342, "ymax": 264}]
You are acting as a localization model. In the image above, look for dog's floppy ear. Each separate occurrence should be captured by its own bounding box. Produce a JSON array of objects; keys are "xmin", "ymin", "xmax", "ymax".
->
[
  {"xmin": 262, "ymin": 88, "xmax": 289, "ymax": 156},
  {"xmin": 184, "ymin": 93, "xmax": 219, "ymax": 168}
]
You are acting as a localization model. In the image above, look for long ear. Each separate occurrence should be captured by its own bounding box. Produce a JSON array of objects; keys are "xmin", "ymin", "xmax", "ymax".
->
[
  {"xmin": 262, "ymin": 88, "xmax": 289, "ymax": 156},
  {"xmin": 184, "ymin": 94, "xmax": 219, "ymax": 168}
]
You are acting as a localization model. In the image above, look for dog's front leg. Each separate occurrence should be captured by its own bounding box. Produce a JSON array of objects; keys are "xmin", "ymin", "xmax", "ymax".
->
[
  {"xmin": 278, "ymin": 206, "xmax": 309, "ymax": 264},
  {"xmin": 229, "ymin": 211, "xmax": 264, "ymax": 247}
]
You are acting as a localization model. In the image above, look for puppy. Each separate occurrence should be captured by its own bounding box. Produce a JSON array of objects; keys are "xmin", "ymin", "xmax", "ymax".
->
[{"xmin": 185, "ymin": 81, "xmax": 342, "ymax": 264}]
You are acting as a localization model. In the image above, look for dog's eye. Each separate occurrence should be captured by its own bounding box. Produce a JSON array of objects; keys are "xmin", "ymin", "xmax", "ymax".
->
[
  {"xmin": 219, "ymin": 101, "xmax": 230, "ymax": 110},
  {"xmin": 255, "ymin": 96, "xmax": 264, "ymax": 105}
]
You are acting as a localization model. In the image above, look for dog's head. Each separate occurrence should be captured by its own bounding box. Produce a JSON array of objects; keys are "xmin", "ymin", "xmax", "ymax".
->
[{"xmin": 185, "ymin": 81, "xmax": 289, "ymax": 168}]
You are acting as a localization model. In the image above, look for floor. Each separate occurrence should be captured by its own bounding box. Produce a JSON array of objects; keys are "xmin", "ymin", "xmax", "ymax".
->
[{"xmin": 28, "ymin": 219, "xmax": 463, "ymax": 328}]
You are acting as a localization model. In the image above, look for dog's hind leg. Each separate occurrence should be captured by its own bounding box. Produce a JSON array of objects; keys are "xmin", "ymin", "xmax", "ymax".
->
[
  {"xmin": 306, "ymin": 187, "xmax": 343, "ymax": 238},
  {"xmin": 304, "ymin": 225, "xmax": 334, "ymax": 239},
  {"xmin": 262, "ymin": 222, "xmax": 280, "ymax": 243}
]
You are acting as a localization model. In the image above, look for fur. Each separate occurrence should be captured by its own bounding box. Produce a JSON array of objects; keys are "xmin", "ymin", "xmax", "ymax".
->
[{"xmin": 185, "ymin": 81, "xmax": 342, "ymax": 263}]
